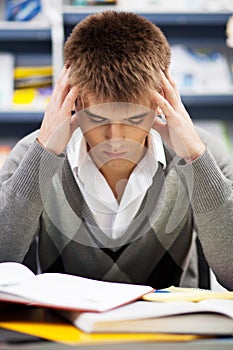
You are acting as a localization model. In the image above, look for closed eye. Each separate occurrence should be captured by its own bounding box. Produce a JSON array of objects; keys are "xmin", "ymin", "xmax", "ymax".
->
[
  {"xmin": 84, "ymin": 110, "xmax": 149, "ymax": 125},
  {"xmin": 85, "ymin": 110, "xmax": 109, "ymax": 124},
  {"xmin": 125, "ymin": 113, "xmax": 149, "ymax": 125}
]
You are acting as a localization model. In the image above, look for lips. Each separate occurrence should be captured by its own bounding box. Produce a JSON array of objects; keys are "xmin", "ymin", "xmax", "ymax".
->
[{"xmin": 104, "ymin": 151, "xmax": 127, "ymax": 159}]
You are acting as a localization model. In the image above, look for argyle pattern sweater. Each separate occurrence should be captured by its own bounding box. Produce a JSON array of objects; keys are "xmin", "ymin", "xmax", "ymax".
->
[{"xmin": 0, "ymin": 128, "xmax": 233, "ymax": 290}]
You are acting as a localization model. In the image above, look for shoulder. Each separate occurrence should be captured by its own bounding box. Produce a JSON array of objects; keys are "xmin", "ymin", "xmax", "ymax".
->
[
  {"xmin": 8, "ymin": 130, "xmax": 39, "ymax": 160},
  {"xmin": 14, "ymin": 129, "xmax": 40, "ymax": 151},
  {"xmin": 0, "ymin": 130, "xmax": 40, "ymax": 181},
  {"xmin": 196, "ymin": 126, "xmax": 233, "ymax": 179},
  {"xmin": 196, "ymin": 125, "xmax": 230, "ymax": 160}
]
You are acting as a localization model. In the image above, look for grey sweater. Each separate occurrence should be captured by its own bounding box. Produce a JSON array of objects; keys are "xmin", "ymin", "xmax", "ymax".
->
[{"xmin": 0, "ymin": 128, "xmax": 233, "ymax": 290}]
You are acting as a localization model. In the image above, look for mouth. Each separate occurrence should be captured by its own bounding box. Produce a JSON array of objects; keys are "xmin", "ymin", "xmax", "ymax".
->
[{"xmin": 103, "ymin": 151, "xmax": 127, "ymax": 159}]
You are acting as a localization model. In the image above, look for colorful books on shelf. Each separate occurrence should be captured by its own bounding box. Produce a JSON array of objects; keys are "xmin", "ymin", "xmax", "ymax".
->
[
  {"xmin": 0, "ymin": 53, "xmax": 52, "ymax": 112},
  {"xmin": 13, "ymin": 64, "xmax": 53, "ymax": 110}
]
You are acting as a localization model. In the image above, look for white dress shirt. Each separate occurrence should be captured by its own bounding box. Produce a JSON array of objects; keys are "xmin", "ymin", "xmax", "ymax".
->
[{"xmin": 67, "ymin": 128, "xmax": 166, "ymax": 240}]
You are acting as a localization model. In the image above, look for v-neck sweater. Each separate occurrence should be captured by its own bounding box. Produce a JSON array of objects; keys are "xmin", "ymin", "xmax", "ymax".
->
[{"xmin": 0, "ymin": 128, "xmax": 233, "ymax": 290}]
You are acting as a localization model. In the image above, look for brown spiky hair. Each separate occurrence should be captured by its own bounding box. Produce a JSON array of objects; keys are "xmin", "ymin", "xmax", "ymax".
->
[{"xmin": 64, "ymin": 11, "xmax": 171, "ymax": 104}]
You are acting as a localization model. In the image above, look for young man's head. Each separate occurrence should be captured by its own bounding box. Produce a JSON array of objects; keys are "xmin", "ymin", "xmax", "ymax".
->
[
  {"xmin": 65, "ymin": 11, "xmax": 171, "ymax": 176},
  {"xmin": 64, "ymin": 10, "xmax": 171, "ymax": 106}
]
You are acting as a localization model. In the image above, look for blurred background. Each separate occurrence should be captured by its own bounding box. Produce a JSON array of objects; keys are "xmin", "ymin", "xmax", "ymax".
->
[{"xmin": 0, "ymin": 0, "xmax": 233, "ymax": 167}]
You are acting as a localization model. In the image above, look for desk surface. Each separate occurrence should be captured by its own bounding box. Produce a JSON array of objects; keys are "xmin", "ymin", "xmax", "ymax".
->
[{"xmin": 0, "ymin": 337, "xmax": 233, "ymax": 350}]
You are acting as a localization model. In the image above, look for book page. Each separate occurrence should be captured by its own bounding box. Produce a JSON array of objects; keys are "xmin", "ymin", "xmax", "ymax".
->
[
  {"xmin": 0, "ymin": 272, "xmax": 153, "ymax": 312},
  {"xmin": 61, "ymin": 300, "xmax": 233, "ymax": 333},
  {"xmin": 199, "ymin": 299, "xmax": 233, "ymax": 318},
  {"xmin": 0, "ymin": 262, "xmax": 35, "ymax": 286},
  {"xmin": 77, "ymin": 299, "xmax": 233, "ymax": 323}
]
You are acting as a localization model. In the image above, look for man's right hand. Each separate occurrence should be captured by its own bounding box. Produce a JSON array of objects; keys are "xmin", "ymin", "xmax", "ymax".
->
[{"xmin": 37, "ymin": 65, "xmax": 79, "ymax": 155}]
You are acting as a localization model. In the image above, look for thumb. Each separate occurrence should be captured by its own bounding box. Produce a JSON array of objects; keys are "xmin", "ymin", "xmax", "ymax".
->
[{"xmin": 153, "ymin": 115, "xmax": 170, "ymax": 145}]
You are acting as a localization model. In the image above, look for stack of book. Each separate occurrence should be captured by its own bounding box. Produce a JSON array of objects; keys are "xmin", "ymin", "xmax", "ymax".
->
[{"xmin": 0, "ymin": 261, "xmax": 232, "ymax": 345}]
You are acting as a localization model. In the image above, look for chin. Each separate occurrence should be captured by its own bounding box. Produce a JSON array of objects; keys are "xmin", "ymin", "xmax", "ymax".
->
[{"xmin": 104, "ymin": 158, "xmax": 136, "ymax": 170}]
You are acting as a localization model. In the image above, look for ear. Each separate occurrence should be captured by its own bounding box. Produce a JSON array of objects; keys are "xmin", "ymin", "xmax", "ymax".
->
[
  {"xmin": 156, "ymin": 105, "xmax": 164, "ymax": 115},
  {"xmin": 75, "ymin": 95, "xmax": 85, "ymax": 111},
  {"xmin": 155, "ymin": 88, "xmax": 165, "ymax": 115}
]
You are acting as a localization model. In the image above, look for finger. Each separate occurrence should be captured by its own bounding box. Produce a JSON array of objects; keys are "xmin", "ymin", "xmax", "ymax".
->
[
  {"xmin": 60, "ymin": 86, "xmax": 79, "ymax": 119},
  {"xmin": 153, "ymin": 91, "xmax": 176, "ymax": 121},
  {"xmin": 55, "ymin": 65, "xmax": 69, "ymax": 87},
  {"xmin": 152, "ymin": 115, "xmax": 169, "ymax": 142},
  {"xmin": 52, "ymin": 66, "xmax": 71, "ymax": 106},
  {"xmin": 161, "ymin": 71, "xmax": 180, "ymax": 108},
  {"xmin": 165, "ymin": 70, "xmax": 180, "ymax": 98}
]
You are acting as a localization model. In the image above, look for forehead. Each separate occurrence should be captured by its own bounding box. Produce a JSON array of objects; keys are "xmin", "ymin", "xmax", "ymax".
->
[{"xmin": 84, "ymin": 102, "xmax": 152, "ymax": 120}]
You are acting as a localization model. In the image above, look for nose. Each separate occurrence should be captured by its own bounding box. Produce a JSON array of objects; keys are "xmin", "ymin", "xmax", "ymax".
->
[{"xmin": 105, "ymin": 123, "xmax": 125, "ymax": 140}]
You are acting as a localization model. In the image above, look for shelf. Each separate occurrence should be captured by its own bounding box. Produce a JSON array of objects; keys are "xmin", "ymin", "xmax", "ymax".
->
[
  {"xmin": 63, "ymin": 7, "xmax": 231, "ymax": 26},
  {"xmin": 132, "ymin": 12, "xmax": 231, "ymax": 26},
  {"xmin": 63, "ymin": 9, "xmax": 230, "ymax": 44},
  {"xmin": 182, "ymin": 94, "xmax": 233, "ymax": 119},
  {"xmin": 1, "ymin": 93, "xmax": 233, "ymax": 123},
  {"xmin": 0, "ymin": 6, "xmax": 232, "ymax": 133},
  {"xmin": 0, "ymin": 26, "xmax": 51, "ymax": 41},
  {"xmin": 0, "ymin": 110, "xmax": 44, "ymax": 123},
  {"xmin": 182, "ymin": 94, "xmax": 233, "ymax": 106}
]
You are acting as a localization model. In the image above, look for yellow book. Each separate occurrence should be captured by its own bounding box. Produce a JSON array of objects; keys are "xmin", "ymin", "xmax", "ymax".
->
[
  {"xmin": 142, "ymin": 286, "xmax": 233, "ymax": 302},
  {"xmin": 14, "ymin": 66, "xmax": 52, "ymax": 79}
]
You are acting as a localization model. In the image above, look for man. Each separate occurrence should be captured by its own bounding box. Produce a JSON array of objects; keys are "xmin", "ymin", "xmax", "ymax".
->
[{"xmin": 0, "ymin": 11, "xmax": 232, "ymax": 290}]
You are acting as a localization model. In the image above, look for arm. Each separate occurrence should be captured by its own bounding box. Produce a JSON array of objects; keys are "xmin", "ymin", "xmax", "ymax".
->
[
  {"xmin": 0, "ymin": 136, "xmax": 65, "ymax": 262},
  {"xmin": 0, "ymin": 66, "xmax": 79, "ymax": 262},
  {"xmin": 153, "ymin": 72, "xmax": 233, "ymax": 290},
  {"xmin": 179, "ymin": 131, "xmax": 233, "ymax": 290}
]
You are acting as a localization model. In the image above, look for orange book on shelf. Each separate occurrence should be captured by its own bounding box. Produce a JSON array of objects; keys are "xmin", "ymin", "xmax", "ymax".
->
[{"xmin": 0, "ymin": 145, "xmax": 12, "ymax": 169}]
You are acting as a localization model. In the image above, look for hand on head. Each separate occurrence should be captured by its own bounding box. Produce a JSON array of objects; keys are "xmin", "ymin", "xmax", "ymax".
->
[
  {"xmin": 152, "ymin": 71, "xmax": 206, "ymax": 162},
  {"xmin": 38, "ymin": 64, "xmax": 79, "ymax": 155}
]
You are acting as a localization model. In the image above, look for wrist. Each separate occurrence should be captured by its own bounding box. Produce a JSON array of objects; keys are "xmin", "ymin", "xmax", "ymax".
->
[
  {"xmin": 36, "ymin": 137, "xmax": 61, "ymax": 156},
  {"xmin": 184, "ymin": 146, "xmax": 207, "ymax": 163}
]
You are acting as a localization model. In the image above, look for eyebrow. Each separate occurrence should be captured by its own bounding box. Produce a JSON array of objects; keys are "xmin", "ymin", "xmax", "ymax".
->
[{"xmin": 84, "ymin": 109, "xmax": 149, "ymax": 120}]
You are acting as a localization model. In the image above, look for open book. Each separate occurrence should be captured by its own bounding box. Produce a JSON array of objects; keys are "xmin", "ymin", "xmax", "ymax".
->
[
  {"xmin": 0, "ymin": 262, "xmax": 153, "ymax": 312},
  {"xmin": 59, "ymin": 299, "xmax": 233, "ymax": 335},
  {"xmin": 142, "ymin": 285, "xmax": 233, "ymax": 302}
]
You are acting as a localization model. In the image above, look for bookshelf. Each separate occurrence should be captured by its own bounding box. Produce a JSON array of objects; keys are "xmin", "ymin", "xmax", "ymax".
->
[
  {"xmin": 63, "ymin": 6, "xmax": 233, "ymax": 120},
  {"xmin": 0, "ymin": 0, "xmax": 63, "ymax": 139},
  {"xmin": 0, "ymin": 1, "xmax": 233, "ymax": 140}
]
